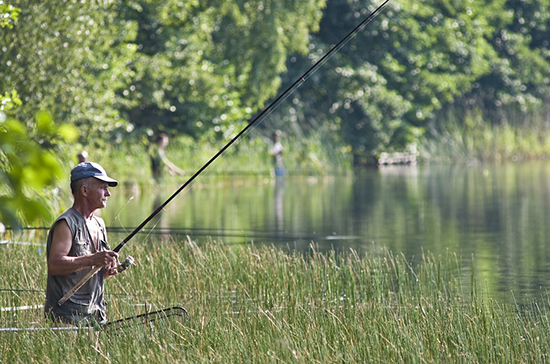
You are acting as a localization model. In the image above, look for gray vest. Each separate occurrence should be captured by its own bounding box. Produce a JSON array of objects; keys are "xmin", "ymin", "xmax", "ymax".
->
[{"xmin": 44, "ymin": 207, "xmax": 110, "ymax": 324}]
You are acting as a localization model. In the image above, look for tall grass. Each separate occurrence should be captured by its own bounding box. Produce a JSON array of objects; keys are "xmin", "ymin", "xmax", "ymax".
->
[
  {"xmin": 1, "ymin": 237, "xmax": 550, "ymax": 363},
  {"xmin": 87, "ymin": 130, "xmax": 351, "ymax": 186},
  {"xmin": 420, "ymin": 105, "xmax": 550, "ymax": 163}
]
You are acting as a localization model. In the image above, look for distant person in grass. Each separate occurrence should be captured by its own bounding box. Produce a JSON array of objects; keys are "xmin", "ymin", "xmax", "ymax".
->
[
  {"xmin": 150, "ymin": 133, "xmax": 185, "ymax": 182},
  {"xmin": 44, "ymin": 162, "xmax": 119, "ymax": 325}
]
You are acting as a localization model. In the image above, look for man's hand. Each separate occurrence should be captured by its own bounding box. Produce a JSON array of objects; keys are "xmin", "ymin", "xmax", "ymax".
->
[
  {"xmin": 104, "ymin": 257, "xmax": 119, "ymax": 278},
  {"xmin": 94, "ymin": 250, "xmax": 120, "ymax": 278},
  {"xmin": 91, "ymin": 250, "xmax": 118, "ymax": 267}
]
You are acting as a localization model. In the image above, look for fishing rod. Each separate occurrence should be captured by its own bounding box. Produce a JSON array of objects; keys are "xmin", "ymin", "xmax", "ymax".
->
[
  {"xmin": 58, "ymin": 0, "xmax": 392, "ymax": 306},
  {"xmin": 0, "ymin": 306, "xmax": 189, "ymax": 332}
]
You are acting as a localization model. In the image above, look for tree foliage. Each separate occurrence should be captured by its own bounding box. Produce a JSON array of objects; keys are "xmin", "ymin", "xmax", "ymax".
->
[
  {"xmin": 0, "ymin": 2, "xmax": 78, "ymax": 229},
  {"xmin": 0, "ymin": 111, "xmax": 78, "ymax": 228},
  {"xmin": 123, "ymin": 0, "xmax": 326, "ymax": 143},
  {"xmin": 0, "ymin": 0, "xmax": 18, "ymax": 29},
  {"xmin": 462, "ymin": 0, "xmax": 550, "ymax": 115},
  {"xmin": 268, "ymin": 0, "xmax": 550, "ymax": 165},
  {"xmin": 0, "ymin": 0, "xmax": 137, "ymax": 138}
]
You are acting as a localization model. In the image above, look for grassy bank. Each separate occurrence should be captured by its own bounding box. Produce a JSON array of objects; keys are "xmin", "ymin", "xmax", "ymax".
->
[
  {"xmin": 1, "ymin": 238, "xmax": 550, "ymax": 363},
  {"xmin": 52, "ymin": 104, "xmax": 550, "ymax": 187},
  {"xmin": 87, "ymin": 116, "xmax": 550, "ymax": 185},
  {"xmin": 85, "ymin": 130, "xmax": 352, "ymax": 185}
]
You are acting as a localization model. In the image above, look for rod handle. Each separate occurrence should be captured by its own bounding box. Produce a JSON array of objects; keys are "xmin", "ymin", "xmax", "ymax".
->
[{"xmin": 57, "ymin": 265, "xmax": 102, "ymax": 306}]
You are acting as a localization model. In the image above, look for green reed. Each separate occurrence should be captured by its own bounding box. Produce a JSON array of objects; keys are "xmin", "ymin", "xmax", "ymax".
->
[
  {"xmin": 420, "ymin": 106, "xmax": 550, "ymax": 163},
  {"xmin": 1, "ymin": 237, "xmax": 550, "ymax": 363}
]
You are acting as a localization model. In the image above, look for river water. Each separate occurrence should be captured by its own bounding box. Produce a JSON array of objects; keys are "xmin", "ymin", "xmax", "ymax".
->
[{"xmin": 94, "ymin": 161, "xmax": 550, "ymax": 305}]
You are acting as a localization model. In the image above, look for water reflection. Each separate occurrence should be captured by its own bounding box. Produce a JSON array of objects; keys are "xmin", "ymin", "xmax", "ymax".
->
[
  {"xmin": 101, "ymin": 162, "xmax": 550, "ymax": 305},
  {"xmin": 274, "ymin": 176, "xmax": 285, "ymax": 234}
]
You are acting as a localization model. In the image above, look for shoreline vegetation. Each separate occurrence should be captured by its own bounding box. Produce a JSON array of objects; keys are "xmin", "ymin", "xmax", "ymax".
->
[
  {"xmin": 91, "ymin": 111, "xmax": 550, "ymax": 186},
  {"xmin": 420, "ymin": 106, "xmax": 550, "ymax": 164},
  {"xmin": 1, "ymin": 239, "xmax": 550, "ymax": 363}
]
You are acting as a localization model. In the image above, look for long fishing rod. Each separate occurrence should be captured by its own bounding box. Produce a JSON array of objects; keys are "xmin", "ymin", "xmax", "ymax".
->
[{"xmin": 58, "ymin": 0, "xmax": 392, "ymax": 306}]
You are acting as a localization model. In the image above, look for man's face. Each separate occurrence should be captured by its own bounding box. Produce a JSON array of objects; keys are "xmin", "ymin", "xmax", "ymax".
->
[{"xmin": 85, "ymin": 178, "xmax": 111, "ymax": 209}]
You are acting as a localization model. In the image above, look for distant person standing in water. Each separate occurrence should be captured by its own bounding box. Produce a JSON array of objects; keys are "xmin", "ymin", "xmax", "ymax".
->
[
  {"xmin": 269, "ymin": 131, "xmax": 286, "ymax": 177},
  {"xmin": 150, "ymin": 133, "xmax": 185, "ymax": 182}
]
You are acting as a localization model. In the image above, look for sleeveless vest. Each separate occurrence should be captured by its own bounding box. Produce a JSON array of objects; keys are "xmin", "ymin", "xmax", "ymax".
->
[{"xmin": 44, "ymin": 207, "xmax": 110, "ymax": 324}]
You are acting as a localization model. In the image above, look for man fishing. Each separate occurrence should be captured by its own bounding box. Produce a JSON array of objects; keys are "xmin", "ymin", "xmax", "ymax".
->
[
  {"xmin": 44, "ymin": 162, "xmax": 120, "ymax": 325},
  {"xmin": 42, "ymin": 0, "xmax": 392, "ymax": 315}
]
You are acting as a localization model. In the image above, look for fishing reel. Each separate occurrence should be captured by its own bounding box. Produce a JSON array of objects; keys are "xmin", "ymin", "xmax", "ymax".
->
[{"xmin": 117, "ymin": 256, "xmax": 135, "ymax": 273}]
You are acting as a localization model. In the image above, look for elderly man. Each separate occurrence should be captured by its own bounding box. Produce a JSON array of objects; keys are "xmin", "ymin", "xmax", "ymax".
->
[{"xmin": 44, "ymin": 162, "xmax": 119, "ymax": 325}]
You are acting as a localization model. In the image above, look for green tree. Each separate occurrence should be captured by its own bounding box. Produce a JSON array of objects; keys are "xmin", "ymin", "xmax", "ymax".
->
[
  {"xmin": 459, "ymin": 0, "xmax": 550, "ymax": 119},
  {"xmin": 270, "ymin": 0, "xmax": 550, "ymax": 164},
  {"xmin": 0, "ymin": 3, "xmax": 78, "ymax": 229},
  {"xmin": 122, "ymin": 0, "xmax": 326, "ymax": 143},
  {"xmin": 0, "ymin": 110, "xmax": 78, "ymax": 229},
  {"xmin": 0, "ymin": 0, "xmax": 138, "ymax": 139}
]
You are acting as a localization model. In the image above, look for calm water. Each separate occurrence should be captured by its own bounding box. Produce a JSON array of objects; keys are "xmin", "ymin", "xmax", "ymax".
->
[{"xmin": 94, "ymin": 161, "xmax": 550, "ymax": 304}]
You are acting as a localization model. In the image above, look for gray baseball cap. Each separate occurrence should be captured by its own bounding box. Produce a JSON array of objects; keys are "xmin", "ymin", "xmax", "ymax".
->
[{"xmin": 70, "ymin": 162, "xmax": 118, "ymax": 187}]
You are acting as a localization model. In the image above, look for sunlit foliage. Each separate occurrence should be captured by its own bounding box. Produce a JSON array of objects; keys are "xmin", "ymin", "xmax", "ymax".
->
[
  {"xmin": 123, "ymin": 0, "xmax": 326, "ymax": 142},
  {"xmin": 0, "ymin": 3, "xmax": 78, "ymax": 228},
  {"xmin": 0, "ymin": 0, "xmax": 138, "ymax": 138},
  {"xmin": 0, "ymin": 110, "xmax": 78, "ymax": 228},
  {"xmin": 0, "ymin": 0, "xmax": 18, "ymax": 29}
]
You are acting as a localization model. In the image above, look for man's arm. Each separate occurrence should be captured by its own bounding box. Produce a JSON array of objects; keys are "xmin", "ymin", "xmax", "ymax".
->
[
  {"xmin": 47, "ymin": 220, "xmax": 118, "ymax": 276},
  {"xmin": 159, "ymin": 149, "xmax": 185, "ymax": 176}
]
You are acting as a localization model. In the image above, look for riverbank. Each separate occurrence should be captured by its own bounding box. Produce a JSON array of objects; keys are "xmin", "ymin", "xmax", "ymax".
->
[
  {"xmin": 88, "ymin": 131, "xmax": 353, "ymax": 185},
  {"xmin": 1, "ymin": 240, "xmax": 549, "ymax": 362},
  {"xmin": 84, "ymin": 116, "xmax": 550, "ymax": 186}
]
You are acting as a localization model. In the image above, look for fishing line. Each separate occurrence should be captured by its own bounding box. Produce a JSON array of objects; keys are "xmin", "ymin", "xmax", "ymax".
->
[
  {"xmin": 0, "ymin": 288, "xmax": 44, "ymax": 293},
  {"xmin": 108, "ymin": 195, "xmax": 136, "ymax": 232},
  {"xmin": 135, "ymin": 209, "xmax": 165, "ymax": 243},
  {"xmin": 107, "ymin": 226, "xmax": 361, "ymax": 243},
  {"xmin": 109, "ymin": 191, "xmax": 172, "ymax": 250}
]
